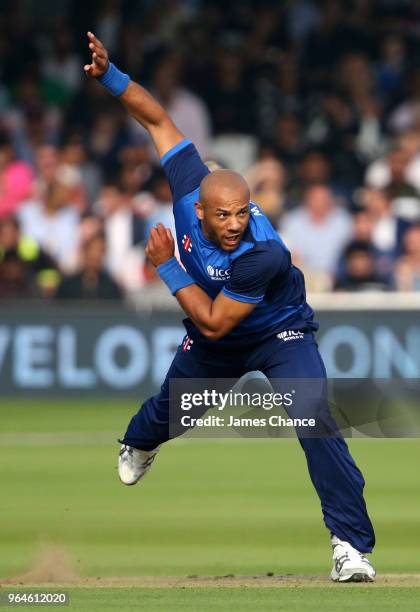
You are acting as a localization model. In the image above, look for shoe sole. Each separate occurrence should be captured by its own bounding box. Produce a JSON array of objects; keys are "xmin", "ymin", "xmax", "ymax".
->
[
  {"xmin": 334, "ymin": 572, "xmax": 375, "ymax": 583},
  {"xmin": 118, "ymin": 470, "xmax": 148, "ymax": 486},
  {"xmin": 119, "ymin": 477, "xmax": 139, "ymax": 486}
]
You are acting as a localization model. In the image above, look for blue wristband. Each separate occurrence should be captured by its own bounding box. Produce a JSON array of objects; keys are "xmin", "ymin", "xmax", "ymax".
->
[
  {"xmin": 97, "ymin": 62, "xmax": 130, "ymax": 96},
  {"xmin": 157, "ymin": 257, "xmax": 194, "ymax": 295}
]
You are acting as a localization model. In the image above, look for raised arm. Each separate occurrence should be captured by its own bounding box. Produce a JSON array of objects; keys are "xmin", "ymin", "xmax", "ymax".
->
[{"xmin": 84, "ymin": 31, "xmax": 184, "ymax": 158}]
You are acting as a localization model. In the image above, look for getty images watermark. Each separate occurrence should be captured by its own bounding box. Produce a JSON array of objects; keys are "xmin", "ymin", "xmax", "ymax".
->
[
  {"xmin": 169, "ymin": 375, "xmax": 331, "ymax": 438},
  {"xmin": 178, "ymin": 388, "xmax": 317, "ymax": 429},
  {"xmin": 169, "ymin": 376, "xmax": 420, "ymax": 439}
]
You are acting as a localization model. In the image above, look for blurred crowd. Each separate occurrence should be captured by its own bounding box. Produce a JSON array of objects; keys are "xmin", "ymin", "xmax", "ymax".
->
[{"xmin": 1, "ymin": 0, "xmax": 420, "ymax": 301}]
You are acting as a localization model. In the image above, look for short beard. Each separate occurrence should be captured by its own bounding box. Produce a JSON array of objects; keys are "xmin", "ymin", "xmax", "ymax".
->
[{"xmin": 201, "ymin": 220, "xmax": 219, "ymax": 245}]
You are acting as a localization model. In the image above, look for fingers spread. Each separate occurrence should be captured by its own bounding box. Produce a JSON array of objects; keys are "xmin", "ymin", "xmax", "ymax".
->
[
  {"xmin": 86, "ymin": 31, "xmax": 108, "ymax": 76},
  {"xmin": 95, "ymin": 48, "xmax": 107, "ymax": 60},
  {"xmin": 88, "ymin": 32, "xmax": 105, "ymax": 52},
  {"xmin": 92, "ymin": 53, "xmax": 106, "ymax": 67}
]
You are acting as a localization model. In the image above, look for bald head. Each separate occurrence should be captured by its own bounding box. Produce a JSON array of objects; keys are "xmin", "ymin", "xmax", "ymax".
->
[
  {"xmin": 196, "ymin": 169, "xmax": 251, "ymax": 252},
  {"xmin": 199, "ymin": 169, "xmax": 250, "ymax": 208}
]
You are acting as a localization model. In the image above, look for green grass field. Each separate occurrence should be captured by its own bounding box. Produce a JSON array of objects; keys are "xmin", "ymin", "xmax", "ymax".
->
[{"xmin": 0, "ymin": 400, "xmax": 419, "ymax": 610}]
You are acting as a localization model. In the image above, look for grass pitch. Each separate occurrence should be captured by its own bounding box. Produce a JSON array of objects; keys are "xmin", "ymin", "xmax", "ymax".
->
[{"xmin": 0, "ymin": 399, "xmax": 419, "ymax": 610}]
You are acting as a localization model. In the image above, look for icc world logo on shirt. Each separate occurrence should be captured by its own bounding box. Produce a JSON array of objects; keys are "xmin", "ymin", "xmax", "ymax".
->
[{"xmin": 207, "ymin": 265, "xmax": 231, "ymax": 280}]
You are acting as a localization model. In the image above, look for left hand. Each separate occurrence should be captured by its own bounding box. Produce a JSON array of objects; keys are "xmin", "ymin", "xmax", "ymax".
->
[
  {"xmin": 84, "ymin": 31, "xmax": 109, "ymax": 78},
  {"xmin": 145, "ymin": 223, "xmax": 175, "ymax": 267}
]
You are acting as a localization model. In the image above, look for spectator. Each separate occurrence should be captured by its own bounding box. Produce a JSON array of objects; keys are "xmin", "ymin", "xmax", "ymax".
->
[
  {"xmin": 17, "ymin": 177, "xmax": 80, "ymax": 272},
  {"xmin": 204, "ymin": 44, "xmax": 255, "ymax": 135},
  {"xmin": 53, "ymin": 163, "xmax": 88, "ymax": 214},
  {"xmin": 351, "ymin": 207, "xmax": 375, "ymax": 243},
  {"xmin": 40, "ymin": 27, "xmax": 83, "ymax": 106},
  {"xmin": 335, "ymin": 207, "xmax": 380, "ymax": 280},
  {"xmin": 360, "ymin": 188, "xmax": 411, "ymax": 277},
  {"xmin": 334, "ymin": 240, "xmax": 390, "ymax": 292},
  {"xmin": 142, "ymin": 168, "xmax": 176, "ymax": 239},
  {"xmin": 131, "ymin": 50, "xmax": 212, "ymax": 157},
  {"xmin": 117, "ymin": 136, "xmax": 152, "ymax": 198},
  {"xmin": 303, "ymin": 0, "xmax": 370, "ymax": 88},
  {"xmin": 281, "ymin": 184, "xmax": 353, "ymax": 278},
  {"xmin": 365, "ymin": 132, "xmax": 420, "ymax": 195},
  {"xmin": 245, "ymin": 158, "xmax": 287, "ymax": 225},
  {"xmin": 0, "ymin": 250, "xmax": 30, "ymax": 299},
  {"xmin": 0, "ymin": 216, "xmax": 59, "ymax": 298},
  {"xmin": 385, "ymin": 147, "xmax": 420, "ymax": 204},
  {"xmin": 33, "ymin": 144, "xmax": 60, "ymax": 197},
  {"xmin": 365, "ymin": 140, "xmax": 420, "ymax": 222},
  {"xmin": 388, "ymin": 70, "xmax": 420, "ymax": 134},
  {"xmin": 60, "ymin": 136, "xmax": 103, "ymax": 208},
  {"xmin": 307, "ymin": 91, "xmax": 363, "ymax": 188},
  {"xmin": 394, "ymin": 224, "xmax": 420, "ymax": 291},
  {"xmin": 95, "ymin": 180, "xmax": 146, "ymax": 290},
  {"xmin": 290, "ymin": 150, "xmax": 350, "ymax": 207},
  {"xmin": 94, "ymin": 0, "xmax": 123, "ymax": 56},
  {"xmin": 56, "ymin": 233, "xmax": 123, "ymax": 300},
  {"xmin": 4, "ymin": 75, "xmax": 62, "ymax": 165},
  {"xmin": 256, "ymin": 52, "xmax": 303, "ymax": 140},
  {"xmin": 0, "ymin": 132, "xmax": 34, "ymax": 218},
  {"xmin": 66, "ymin": 214, "xmax": 104, "ymax": 272},
  {"xmin": 374, "ymin": 35, "xmax": 407, "ymax": 107},
  {"xmin": 286, "ymin": 1, "xmax": 321, "ymax": 47},
  {"xmin": 88, "ymin": 109, "xmax": 129, "ymax": 174},
  {"xmin": 267, "ymin": 113, "xmax": 305, "ymax": 178}
]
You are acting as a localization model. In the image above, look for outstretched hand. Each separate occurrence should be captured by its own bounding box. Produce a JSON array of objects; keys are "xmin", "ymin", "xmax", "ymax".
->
[
  {"xmin": 145, "ymin": 224, "xmax": 175, "ymax": 267},
  {"xmin": 84, "ymin": 31, "xmax": 109, "ymax": 78}
]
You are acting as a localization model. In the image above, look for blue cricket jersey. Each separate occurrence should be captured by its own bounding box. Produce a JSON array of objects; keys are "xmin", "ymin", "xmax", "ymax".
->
[{"xmin": 161, "ymin": 139, "xmax": 317, "ymax": 347}]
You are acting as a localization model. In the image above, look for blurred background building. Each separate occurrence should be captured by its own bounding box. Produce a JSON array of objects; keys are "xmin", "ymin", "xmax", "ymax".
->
[{"xmin": 1, "ymin": 0, "xmax": 420, "ymax": 301}]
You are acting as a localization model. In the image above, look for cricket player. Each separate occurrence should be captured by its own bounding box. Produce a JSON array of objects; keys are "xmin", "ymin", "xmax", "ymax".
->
[{"xmin": 84, "ymin": 31, "xmax": 376, "ymax": 582}]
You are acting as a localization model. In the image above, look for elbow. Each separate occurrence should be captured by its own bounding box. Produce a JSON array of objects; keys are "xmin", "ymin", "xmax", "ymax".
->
[
  {"xmin": 154, "ymin": 114, "xmax": 174, "ymax": 130},
  {"xmin": 200, "ymin": 326, "xmax": 227, "ymax": 342},
  {"xmin": 145, "ymin": 111, "xmax": 170, "ymax": 130},
  {"xmin": 197, "ymin": 312, "xmax": 233, "ymax": 341}
]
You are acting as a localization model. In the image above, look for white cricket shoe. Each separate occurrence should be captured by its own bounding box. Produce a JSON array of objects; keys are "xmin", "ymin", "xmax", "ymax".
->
[
  {"xmin": 118, "ymin": 444, "xmax": 160, "ymax": 486},
  {"xmin": 331, "ymin": 537, "xmax": 376, "ymax": 582}
]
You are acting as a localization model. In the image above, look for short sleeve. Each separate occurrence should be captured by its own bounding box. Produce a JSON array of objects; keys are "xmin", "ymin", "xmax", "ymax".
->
[
  {"xmin": 222, "ymin": 242, "xmax": 290, "ymax": 304},
  {"xmin": 161, "ymin": 139, "xmax": 209, "ymax": 203}
]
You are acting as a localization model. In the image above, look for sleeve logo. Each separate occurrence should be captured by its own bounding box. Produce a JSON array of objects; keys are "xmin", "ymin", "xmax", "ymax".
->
[{"xmin": 182, "ymin": 234, "xmax": 193, "ymax": 252}]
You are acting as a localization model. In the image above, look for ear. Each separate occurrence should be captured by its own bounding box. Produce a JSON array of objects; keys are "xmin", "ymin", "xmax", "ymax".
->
[{"xmin": 195, "ymin": 201, "xmax": 204, "ymax": 220}]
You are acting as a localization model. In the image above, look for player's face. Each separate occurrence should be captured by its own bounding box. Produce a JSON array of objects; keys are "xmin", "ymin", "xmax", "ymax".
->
[{"xmin": 196, "ymin": 197, "xmax": 250, "ymax": 251}]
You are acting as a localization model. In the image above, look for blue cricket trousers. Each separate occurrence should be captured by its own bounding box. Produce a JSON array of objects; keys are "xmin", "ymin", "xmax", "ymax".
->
[{"xmin": 122, "ymin": 331, "xmax": 375, "ymax": 553}]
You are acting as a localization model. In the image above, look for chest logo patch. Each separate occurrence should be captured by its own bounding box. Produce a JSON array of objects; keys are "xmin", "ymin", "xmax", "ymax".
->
[
  {"xmin": 277, "ymin": 330, "xmax": 305, "ymax": 342},
  {"xmin": 182, "ymin": 234, "xmax": 192, "ymax": 252},
  {"xmin": 207, "ymin": 265, "xmax": 231, "ymax": 280}
]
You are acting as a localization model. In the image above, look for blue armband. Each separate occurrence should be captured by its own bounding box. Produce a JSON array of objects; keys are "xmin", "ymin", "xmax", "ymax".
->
[
  {"xmin": 157, "ymin": 257, "xmax": 194, "ymax": 295},
  {"xmin": 97, "ymin": 62, "xmax": 130, "ymax": 96}
]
